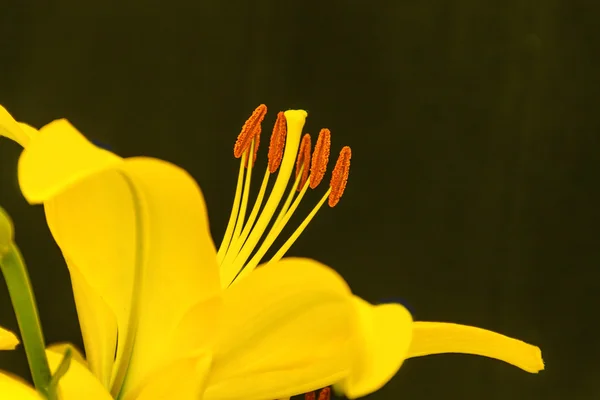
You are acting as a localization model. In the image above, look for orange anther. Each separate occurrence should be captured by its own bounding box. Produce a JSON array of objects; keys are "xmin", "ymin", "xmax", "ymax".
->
[
  {"xmin": 305, "ymin": 392, "xmax": 316, "ymax": 400},
  {"xmin": 234, "ymin": 104, "xmax": 267, "ymax": 158},
  {"xmin": 268, "ymin": 111, "xmax": 287, "ymax": 173},
  {"xmin": 318, "ymin": 387, "xmax": 331, "ymax": 400},
  {"xmin": 328, "ymin": 146, "xmax": 351, "ymax": 207},
  {"xmin": 309, "ymin": 128, "xmax": 331, "ymax": 189},
  {"xmin": 295, "ymin": 133, "xmax": 312, "ymax": 191}
]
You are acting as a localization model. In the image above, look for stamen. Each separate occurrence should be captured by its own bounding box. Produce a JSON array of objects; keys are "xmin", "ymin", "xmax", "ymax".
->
[
  {"xmin": 220, "ymin": 110, "xmax": 306, "ymax": 287},
  {"xmin": 219, "ymin": 113, "xmax": 288, "ymax": 271},
  {"xmin": 221, "ymin": 106, "xmax": 353, "ymax": 287},
  {"xmin": 217, "ymin": 150, "xmax": 248, "ymax": 263},
  {"xmin": 309, "ymin": 128, "xmax": 331, "ymax": 189},
  {"xmin": 318, "ymin": 387, "xmax": 331, "ymax": 400},
  {"xmin": 328, "ymin": 146, "xmax": 351, "ymax": 207},
  {"xmin": 295, "ymin": 133, "xmax": 312, "ymax": 191},
  {"xmin": 273, "ymin": 163, "xmax": 304, "ymax": 227},
  {"xmin": 234, "ymin": 172, "xmax": 312, "ymax": 280},
  {"xmin": 232, "ymin": 139, "xmax": 256, "ymax": 243},
  {"xmin": 267, "ymin": 188, "xmax": 330, "ymax": 265},
  {"xmin": 219, "ymin": 105, "xmax": 267, "ymax": 262},
  {"xmin": 224, "ymin": 113, "xmax": 284, "ymax": 264},
  {"xmin": 268, "ymin": 146, "xmax": 352, "ymax": 264},
  {"xmin": 305, "ymin": 392, "xmax": 316, "ymax": 400},
  {"xmin": 268, "ymin": 111, "xmax": 287, "ymax": 173},
  {"xmin": 233, "ymin": 104, "xmax": 267, "ymax": 158}
]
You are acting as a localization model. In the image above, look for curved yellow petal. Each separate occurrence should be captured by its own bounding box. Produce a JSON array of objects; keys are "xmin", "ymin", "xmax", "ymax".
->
[
  {"xmin": 18, "ymin": 119, "xmax": 123, "ymax": 203},
  {"xmin": 116, "ymin": 158, "xmax": 220, "ymax": 395},
  {"xmin": 0, "ymin": 372, "xmax": 43, "ymax": 399},
  {"xmin": 47, "ymin": 349, "xmax": 113, "ymax": 400},
  {"xmin": 204, "ymin": 258, "xmax": 356, "ymax": 400},
  {"xmin": 0, "ymin": 105, "xmax": 32, "ymax": 147},
  {"xmin": 407, "ymin": 322, "xmax": 544, "ymax": 373},
  {"xmin": 171, "ymin": 295, "xmax": 222, "ymax": 357},
  {"xmin": 18, "ymin": 120, "xmax": 221, "ymax": 395},
  {"xmin": 68, "ymin": 264, "xmax": 117, "ymax": 386},
  {"xmin": 125, "ymin": 352, "xmax": 212, "ymax": 400},
  {"xmin": 0, "ymin": 326, "xmax": 19, "ymax": 350},
  {"xmin": 337, "ymin": 298, "xmax": 413, "ymax": 399}
]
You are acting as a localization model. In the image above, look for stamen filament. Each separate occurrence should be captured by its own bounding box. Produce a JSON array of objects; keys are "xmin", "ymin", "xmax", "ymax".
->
[
  {"xmin": 272, "ymin": 164, "xmax": 304, "ymax": 228},
  {"xmin": 268, "ymin": 188, "xmax": 331, "ymax": 265},
  {"xmin": 234, "ymin": 175, "xmax": 312, "ymax": 281},
  {"xmin": 231, "ymin": 139, "xmax": 256, "ymax": 243},
  {"xmin": 220, "ymin": 110, "xmax": 306, "ymax": 287},
  {"xmin": 216, "ymin": 151, "xmax": 248, "ymax": 264},
  {"xmin": 222, "ymin": 169, "xmax": 270, "ymax": 267}
]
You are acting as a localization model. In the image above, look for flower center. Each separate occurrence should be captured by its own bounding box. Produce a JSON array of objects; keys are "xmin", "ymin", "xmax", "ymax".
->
[{"xmin": 217, "ymin": 105, "xmax": 352, "ymax": 287}]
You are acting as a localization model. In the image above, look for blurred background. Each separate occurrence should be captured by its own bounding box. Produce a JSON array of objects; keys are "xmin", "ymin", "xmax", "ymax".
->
[{"xmin": 0, "ymin": 0, "xmax": 599, "ymax": 399}]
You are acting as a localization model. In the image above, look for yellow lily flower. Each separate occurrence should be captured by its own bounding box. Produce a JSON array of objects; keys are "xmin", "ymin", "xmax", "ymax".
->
[{"xmin": 0, "ymin": 104, "xmax": 543, "ymax": 400}]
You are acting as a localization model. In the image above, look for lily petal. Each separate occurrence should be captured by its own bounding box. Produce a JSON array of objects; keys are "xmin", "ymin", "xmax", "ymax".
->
[
  {"xmin": 0, "ymin": 372, "xmax": 43, "ymax": 400},
  {"xmin": 0, "ymin": 105, "xmax": 33, "ymax": 147},
  {"xmin": 47, "ymin": 349, "xmax": 113, "ymax": 400},
  {"xmin": 125, "ymin": 352, "xmax": 212, "ymax": 400},
  {"xmin": 18, "ymin": 120, "xmax": 221, "ymax": 394},
  {"xmin": 337, "ymin": 298, "xmax": 413, "ymax": 399},
  {"xmin": 204, "ymin": 258, "xmax": 356, "ymax": 400},
  {"xmin": 67, "ymin": 264, "xmax": 117, "ymax": 386},
  {"xmin": 407, "ymin": 322, "xmax": 544, "ymax": 373},
  {"xmin": 18, "ymin": 119, "xmax": 123, "ymax": 203},
  {"xmin": 0, "ymin": 326, "xmax": 19, "ymax": 350}
]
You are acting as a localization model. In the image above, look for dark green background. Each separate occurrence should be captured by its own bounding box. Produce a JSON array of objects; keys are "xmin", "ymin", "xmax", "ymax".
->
[{"xmin": 1, "ymin": 1, "xmax": 599, "ymax": 399}]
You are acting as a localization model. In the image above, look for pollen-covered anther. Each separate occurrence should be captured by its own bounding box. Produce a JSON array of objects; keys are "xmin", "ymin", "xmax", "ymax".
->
[
  {"xmin": 268, "ymin": 111, "xmax": 287, "ymax": 172},
  {"xmin": 328, "ymin": 146, "xmax": 351, "ymax": 207},
  {"xmin": 233, "ymin": 104, "xmax": 267, "ymax": 159},
  {"xmin": 309, "ymin": 128, "xmax": 331, "ymax": 189},
  {"xmin": 318, "ymin": 387, "xmax": 331, "ymax": 400},
  {"xmin": 295, "ymin": 133, "xmax": 312, "ymax": 191}
]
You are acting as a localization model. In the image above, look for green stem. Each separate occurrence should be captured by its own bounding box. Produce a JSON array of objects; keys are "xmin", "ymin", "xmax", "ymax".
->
[{"xmin": 0, "ymin": 243, "xmax": 52, "ymax": 398}]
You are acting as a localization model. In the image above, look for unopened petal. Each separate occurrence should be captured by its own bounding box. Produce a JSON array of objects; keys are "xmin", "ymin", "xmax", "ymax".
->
[
  {"xmin": 407, "ymin": 322, "xmax": 544, "ymax": 373},
  {"xmin": 337, "ymin": 299, "xmax": 413, "ymax": 399},
  {"xmin": 0, "ymin": 372, "xmax": 42, "ymax": 399},
  {"xmin": 204, "ymin": 258, "xmax": 355, "ymax": 400},
  {"xmin": 0, "ymin": 326, "xmax": 19, "ymax": 350}
]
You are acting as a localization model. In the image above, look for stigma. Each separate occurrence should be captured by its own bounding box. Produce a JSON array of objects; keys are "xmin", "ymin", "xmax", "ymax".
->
[{"xmin": 217, "ymin": 105, "xmax": 352, "ymax": 287}]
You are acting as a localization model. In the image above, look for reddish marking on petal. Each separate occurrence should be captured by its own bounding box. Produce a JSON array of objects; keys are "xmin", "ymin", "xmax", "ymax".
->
[
  {"xmin": 295, "ymin": 133, "xmax": 312, "ymax": 191},
  {"xmin": 309, "ymin": 128, "xmax": 331, "ymax": 189},
  {"xmin": 268, "ymin": 111, "xmax": 287, "ymax": 173},
  {"xmin": 318, "ymin": 387, "xmax": 331, "ymax": 400},
  {"xmin": 305, "ymin": 392, "xmax": 316, "ymax": 400},
  {"xmin": 234, "ymin": 104, "xmax": 267, "ymax": 158},
  {"xmin": 328, "ymin": 146, "xmax": 351, "ymax": 207}
]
